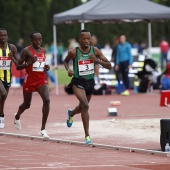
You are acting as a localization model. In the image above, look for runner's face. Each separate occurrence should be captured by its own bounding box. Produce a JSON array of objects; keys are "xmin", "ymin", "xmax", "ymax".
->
[
  {"xmin": 79, "ymin": 32, "xmax": 91, "ymax": 48},
  {"xmin": 0, "ymin": 30, "xmax": 8, "ymax": 44},
  {"xmin": 31, "ymin": 33, "xmax": 42, "ymax": 49}
]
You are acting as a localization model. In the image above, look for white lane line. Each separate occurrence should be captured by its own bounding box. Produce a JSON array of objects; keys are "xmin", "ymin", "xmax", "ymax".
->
[
  {"xmin": 0, "ymin": 147, "xmax": 104, "ymax": 165},
  {"xmin": 0, "ymin": 164, "xmax": 131, "ymax": 170}
]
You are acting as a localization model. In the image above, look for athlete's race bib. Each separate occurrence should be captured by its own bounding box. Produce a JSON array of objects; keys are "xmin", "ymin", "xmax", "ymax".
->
[
  {"xmin": 78, "ymin": 59, "xmax": 94, "ymax": 76},
  {"xmin": 33, "ymin": 57, "xmax": 45, "ymax": 72},
  {"xmin": 0, "ymin": 57, "xmax": 11, "ymax": 70}
]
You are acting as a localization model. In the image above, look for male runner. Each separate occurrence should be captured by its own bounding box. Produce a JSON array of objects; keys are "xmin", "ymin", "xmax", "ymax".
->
[
  {"xmin": 64, "ymin": 29, "xmax": 111, "ymax": 144},
  {"xmin": 14, "ymin": 32, "xmax": 50, "ymax": 139},
  {"xmin": 0, "ymin": 28, "xmax": 18, "ymax": 128}
]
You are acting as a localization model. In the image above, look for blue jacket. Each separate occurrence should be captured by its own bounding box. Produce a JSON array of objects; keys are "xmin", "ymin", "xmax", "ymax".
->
[{"xmin": 116, "ymin": 42, "xmax": 133, "ymax": 65}]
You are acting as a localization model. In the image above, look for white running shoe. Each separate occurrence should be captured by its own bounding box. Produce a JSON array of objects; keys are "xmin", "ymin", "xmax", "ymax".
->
[
  {"xmin": 14, "ymin": 113, "xmax": 21, "ymax": 130},
  {"xmin": 0, "ymin": 117, "xmax": 4, "ymax": 129},
  {"xmin": 39, "ymin": 130, "xmax": 49, "ymax": 139}
]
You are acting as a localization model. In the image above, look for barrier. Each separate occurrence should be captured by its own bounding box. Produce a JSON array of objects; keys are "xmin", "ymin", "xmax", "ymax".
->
[
  {"xmin": 160, "ymin": 90, "xmax": 170, "ymax": 107},
  {"xmin": 160, "ymin": 119, "xmax": 170, "ymax": 151}
]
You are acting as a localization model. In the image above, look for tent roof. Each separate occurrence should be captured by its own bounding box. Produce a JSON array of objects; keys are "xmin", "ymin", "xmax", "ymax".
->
[{"xmin": 53, "ymin": 0, "xmax": 170, "ymax": 24}]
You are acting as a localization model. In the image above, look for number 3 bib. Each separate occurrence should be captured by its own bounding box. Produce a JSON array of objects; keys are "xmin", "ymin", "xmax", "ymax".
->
[
  {"xmin": 0, "ymin": 57, "xmax": 11, "ymax": 70},
  {"xmin": 78, "ymin": 59, "xmax": 94, "ymax": 76},
  {"xmin": 33, "ymin": 56, "xmax": 45, "ymax": 72}
]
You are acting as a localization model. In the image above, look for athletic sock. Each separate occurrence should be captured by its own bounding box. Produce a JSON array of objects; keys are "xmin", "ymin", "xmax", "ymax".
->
[{"xmin": 0, "ymin": 113, "xmax": 4, "ymax": 117}]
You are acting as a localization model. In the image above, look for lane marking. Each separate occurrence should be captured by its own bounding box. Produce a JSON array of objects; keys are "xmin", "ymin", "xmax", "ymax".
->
[
  {"xmin": 0, "ymin": 164, "xmax": 132, "ymax": 170},
  {"xmin": 0, "ymin": 132, "xmax": 169, "ymax": 158}
]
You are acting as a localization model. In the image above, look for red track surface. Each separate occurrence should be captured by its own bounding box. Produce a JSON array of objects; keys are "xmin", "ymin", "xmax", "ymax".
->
[{"xmin": 0, "ymin": 86, "xmax": 170, "ymax": 169}]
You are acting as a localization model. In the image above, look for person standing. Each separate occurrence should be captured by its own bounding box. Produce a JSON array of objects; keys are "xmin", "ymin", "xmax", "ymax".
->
[
  {"xmin": 64, "ymin": 29, "xmax": 111, "ymax": 144},
  {"xmin": 16, "ymin": 38, "xmax": 24, "ymax": 58},
  {"xmin": 14, "ymin": 32, "xmax": 50, "ymax": 139},
  {"xmin": 115, "ymin": 35, "xmax": 133, "ymax": 95},
  {"xmin": 159, "ymin": 37, "xmax": 169, "ymax": 71},
  {"xmin": 111, "ymin": 36, "xmax": 120, "ymax": 82},
  {"xmin": 0, "ymin": 28, "xmax": 18, "ymax": 128}
]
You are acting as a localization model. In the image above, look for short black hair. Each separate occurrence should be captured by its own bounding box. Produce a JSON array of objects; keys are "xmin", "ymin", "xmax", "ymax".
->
[
  {"xmin": 30, "ymin": 31, "xmax": 40, "ymax": 39},
  {"xmin": 80, "ymin": 29, "xmax": 89, "ymax": 33},
  {"xmin": 0, "ymin": 28, "xmax": 7, "ymax": 32},
  {"xmin": 79, "ymin": 29, "xmax": 90, "ymax": 36}
]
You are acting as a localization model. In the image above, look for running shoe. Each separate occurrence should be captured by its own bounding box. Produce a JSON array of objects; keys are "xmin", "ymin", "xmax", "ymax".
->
[
  {"xmin": 85, "ymin": 136, "xmax": 92, "ymax": 145},
  {"xmin": 14, "ymin": 113, "xmax": 21, "ymax": 130},
  {"xmin": 121, "ymin": 90, "xmax": 130, "ymax": 96},
  {"xmin": 39, "ymin": 129, "xmax": 49, "ymax": 139},
  {"xmin": 66, "ymin": 109, "xmax": 73, "ymax": 128},
  {"xmin": 0, "ymin": 117, "xmax": 4, "ymax": 129}
]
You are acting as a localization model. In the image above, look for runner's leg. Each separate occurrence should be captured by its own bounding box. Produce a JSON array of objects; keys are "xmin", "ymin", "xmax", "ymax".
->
[
  {"xmin": 15, "ymin": 91, "xmax": 32, "ymax": 120},
  {"xmin": 72, "ymin": 85, "xmax": 91, "ymax": 137},
  {"xmin": 0, "ymin": 85, "xmax": 9, "ymax": 116},
  {"xmin": 37, "ymin": 84, "xmax": 50, "ymax": 130},
  {"xmin": 0, "ymin": 80, "xmax": 7, "ymax": 97},
  {"xmin": 71, "ymin": 94, "xmax": 92, "ymax": 117}
]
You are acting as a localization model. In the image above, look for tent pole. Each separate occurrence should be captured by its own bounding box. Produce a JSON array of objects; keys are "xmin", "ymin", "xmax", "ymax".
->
[
  {"xmin": 148, "ymin": 22, "xmax": 152, "ymax": 58},
  {"xmin": 81, "ymin": 22, "xmax": 85, "ymax": 30},
  {"xmin": 53, "ymin": 25, "xmax": 59, "ymax": 95}
]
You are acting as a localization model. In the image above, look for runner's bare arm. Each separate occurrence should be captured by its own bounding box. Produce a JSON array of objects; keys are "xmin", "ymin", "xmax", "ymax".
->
[
  {"xmin": 43, "ymin": 48, "xmax": 50, "ymax": 71},
  {"xmin": 8, "ymin": 44, "xmax": 19, "ymax": 65},
  {"xmin": 64, "ymin": 49, "xmax": 76, "ymax": 77},
  {"xmin": 16, "ymin": 48, "xmax": 37, "ymax": 70},
  {"xmin": 89, "ymin": 47, "xmax": 112, "ymax": 69}
]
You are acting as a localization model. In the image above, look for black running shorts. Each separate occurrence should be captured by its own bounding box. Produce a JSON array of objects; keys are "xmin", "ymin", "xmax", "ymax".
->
[{"xmin": 67, "ymin": 77, "xmax": 95, "ymax": 95}]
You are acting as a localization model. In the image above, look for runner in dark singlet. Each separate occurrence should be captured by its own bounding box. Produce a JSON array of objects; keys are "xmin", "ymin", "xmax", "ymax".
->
[{"xmin": 64, "ymin": 29, "xmax": 111, "ymax": 145}]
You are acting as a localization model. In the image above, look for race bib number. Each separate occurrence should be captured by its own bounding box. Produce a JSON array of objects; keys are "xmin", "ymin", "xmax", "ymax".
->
[
  {"xmin": 33, "ymin": 57, "xmax": 45, "ymax": 72},
  {"xmin": 0, "ymin": 57, "xmax": 11, "ymax": 70},
  {"xmin": 78, "ymin": 59, "xmax": 94, "ymax": 76}
]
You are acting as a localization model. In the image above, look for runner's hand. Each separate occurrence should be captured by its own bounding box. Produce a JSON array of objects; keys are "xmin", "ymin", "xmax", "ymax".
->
[
  {"xmin": 44, "ymin": 64, "xmax": 50, "ymax": 71},
  {"xmin": 89, "ymin": 53, "xmax": 97, "ymax": 62},
  {"xmin": 67, "ymin": 69, "xmax": 73, "ymax": 77}
]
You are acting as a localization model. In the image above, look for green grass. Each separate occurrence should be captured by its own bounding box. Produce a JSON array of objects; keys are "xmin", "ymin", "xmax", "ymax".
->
[{"xmin": 57, "ymin": 68, "xmax": 71, "ymax": 85}]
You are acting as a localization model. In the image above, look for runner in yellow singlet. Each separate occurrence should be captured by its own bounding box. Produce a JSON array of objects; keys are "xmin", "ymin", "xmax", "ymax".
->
[{"xmin": 0, "ymin": 28, "xmax": 18, "ymax": 128}]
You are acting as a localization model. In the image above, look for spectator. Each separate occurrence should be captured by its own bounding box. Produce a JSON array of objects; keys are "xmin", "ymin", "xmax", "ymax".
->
[
  {"xmin": 138, "ymin": 42, "xmax": 147, "ymax": 54},
  {"xmin": 115, "ymin": 35, "xmax": 133, "ymax": 95},
  {"xmin": 44, "ymin": 43, "xmax": 50, "ymax": 52},
  {"xmin": 91, "ymin": 35, "xmax": 101, "ymax": 84},
  {"xmin": 68, "ymin": 38, "xmax": 79, "ymax": 50},
  {"xmin": 111, "ymin": 36, "xmax": 120, "ymax": 82},
  {"xmin": 91, "ymin": 35, "xmax": 101, "ymax": 49},
  {"xmin": 161, "ymin": 63, "xmax": 170, "ymax": 90},
  {"xmin": 57, "ymin": 42, "xmax": 65, "ymax": 64},
  {"xmin": 131, "ymin": 42, "xmax": 139, "ymax": 49},
  {"xmin": 16, "ymin": 38, "xmax": 24, "ymax": 58},
  {"xmin": 16, "ymin": 38, "xmax": 25, "ymax": 85},
  {"xmin": 49, "ymin": 42, "xmax": 57, "ymax": 66},
  {"xmin": 45, "ymin": 43, "xmax": 56, "ymax": 90},
  {"xmin": 104, "ymin": 42, "xmax": 111, "ymax": 49},
  {"xmin": 159, "ymin": 37, "xmax": 169, "ymax": 71}
]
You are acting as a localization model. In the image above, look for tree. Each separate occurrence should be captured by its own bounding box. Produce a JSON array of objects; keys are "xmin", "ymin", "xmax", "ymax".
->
[
  {"xmin": 0, "ymin": 0, "xmax": 23, "ymax": 43},
  {"xmin": 0, "ymin": 0, "xmax": 49, "ymax": 45},
  {"xmin": 49, "ymin": 0, "xmax": 82, "ymax": 47}
]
